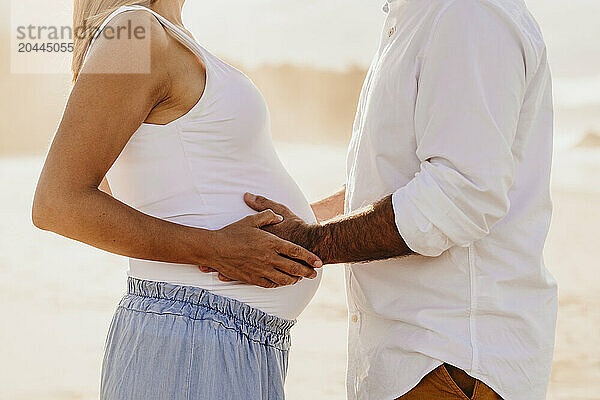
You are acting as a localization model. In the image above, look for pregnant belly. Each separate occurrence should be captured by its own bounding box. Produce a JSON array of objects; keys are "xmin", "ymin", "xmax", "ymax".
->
[{"xmin": 127, "ymin": 186, "xmax": 321, "ymax": 320}]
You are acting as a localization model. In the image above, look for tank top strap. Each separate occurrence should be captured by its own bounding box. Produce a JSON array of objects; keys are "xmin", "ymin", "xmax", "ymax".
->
[{"xmin": 82, "ymin": 4, "xmax": 210, "ymax": 69}]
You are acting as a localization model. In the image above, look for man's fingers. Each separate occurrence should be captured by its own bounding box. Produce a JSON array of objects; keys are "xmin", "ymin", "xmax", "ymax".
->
[
  {"xmin": 277, "ymin": 241, "xmax": 323, "ymax": 269},
  {"xmin": 245, "ymin": 193, "xmax": 289, "ymax": 215},
  {"xmin": 198, "ymin": 266, "xmax": 217, "ymax": 273},
  {"xmin": 274, "ymin": 255, "xmax": 318, "ymax": 279},
  {"xmin": 246, "ymin": 209, "xmax": 284, "ymax": 227}
]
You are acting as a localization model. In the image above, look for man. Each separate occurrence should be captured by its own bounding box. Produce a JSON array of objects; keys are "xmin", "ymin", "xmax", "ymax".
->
[{"xmin": 210, "ymin": 0, "xmax": 558, "ymax": 398}]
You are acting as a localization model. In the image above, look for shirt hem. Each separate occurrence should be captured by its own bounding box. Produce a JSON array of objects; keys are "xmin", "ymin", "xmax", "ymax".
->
[{"xmin": 388, "ymin": 360, "xmax": 444, "ymax": 399}]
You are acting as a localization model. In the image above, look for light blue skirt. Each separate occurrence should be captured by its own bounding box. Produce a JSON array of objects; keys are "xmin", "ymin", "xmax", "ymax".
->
[{"xmin": 100, "ymin": 278, "xmax": 295, "ymax": 400}]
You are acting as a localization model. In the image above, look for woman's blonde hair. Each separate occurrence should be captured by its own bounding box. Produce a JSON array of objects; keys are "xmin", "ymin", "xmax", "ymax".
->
[{"xmin": 71, "ymin": 0, "xmax": 156, "ymax": 82}]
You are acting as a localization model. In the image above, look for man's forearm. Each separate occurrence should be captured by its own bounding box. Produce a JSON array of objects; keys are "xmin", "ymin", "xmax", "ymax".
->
[{"xmin": 304, "ymin": 195, "xmax": 413, "ymax": 264}]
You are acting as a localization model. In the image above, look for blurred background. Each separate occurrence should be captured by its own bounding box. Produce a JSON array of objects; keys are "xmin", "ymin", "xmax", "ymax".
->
[{"xmin": 0, "ymin": 0, "xmax": 599, "ymax": 399}]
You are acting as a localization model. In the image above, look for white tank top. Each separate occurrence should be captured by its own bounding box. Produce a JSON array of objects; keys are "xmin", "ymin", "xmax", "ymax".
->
[{"xmin": 83, "ymin": 5, "xmax": 321, "ymax": 319}]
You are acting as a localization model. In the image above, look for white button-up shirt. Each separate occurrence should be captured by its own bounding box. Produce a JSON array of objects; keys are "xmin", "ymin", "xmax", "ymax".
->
[{"xmin": 344, "ymin": 0, "xmax": 558, "ymax": 399}]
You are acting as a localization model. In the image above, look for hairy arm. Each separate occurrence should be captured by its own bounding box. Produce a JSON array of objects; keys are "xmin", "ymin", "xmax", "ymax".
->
[
  {"xmin": 245, "ymin": 193, "xmax": 412, "ymax": 265},
  {"xmin": 310, "ymin": 195, "xmax": 412, "ymax": 263}
]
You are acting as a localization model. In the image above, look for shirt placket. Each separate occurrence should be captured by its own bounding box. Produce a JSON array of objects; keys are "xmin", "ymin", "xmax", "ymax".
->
[
  {"xmin": 346, "ymin": 2, "xmax": 409, "ymax": 398},
  {"xmin": 347, "ymin": 0, "xmax": 406, "ymax": 332},
  {"xmin": 382, "ymin": 0, "xmax": 407, "ymax": 43},
  {"xmin": 347, "ymin": 2, "xmax": 402, "ymax": 213}
]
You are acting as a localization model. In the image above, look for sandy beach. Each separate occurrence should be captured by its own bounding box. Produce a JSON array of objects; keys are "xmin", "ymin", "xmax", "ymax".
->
[{"xmin": 0, "ymin": 141, "xmax": 598, "ymax": 400}]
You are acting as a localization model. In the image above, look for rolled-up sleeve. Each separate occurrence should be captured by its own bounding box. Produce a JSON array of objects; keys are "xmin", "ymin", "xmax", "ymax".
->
[{"xmin": 392, "ymin": 0, "xmax": 526, "ymax": 257}]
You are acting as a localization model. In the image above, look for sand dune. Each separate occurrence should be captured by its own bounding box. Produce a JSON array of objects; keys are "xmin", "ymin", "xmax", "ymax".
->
[
  {"xmin": 249, "ymin": 64, "xmax": 365, "ymax": 145},
  {"xmin": 0, "ymin": 51, "xmax": 364, "ymax": 155},
  {"xmin": 2, "ymin": 40, "xmax": 599, "ymax": 157}
]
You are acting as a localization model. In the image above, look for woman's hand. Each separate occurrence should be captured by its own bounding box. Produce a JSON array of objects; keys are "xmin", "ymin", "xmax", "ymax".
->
[{"xmin": 200, "ymin": 210, "xmax": 322, "ymax": 288}]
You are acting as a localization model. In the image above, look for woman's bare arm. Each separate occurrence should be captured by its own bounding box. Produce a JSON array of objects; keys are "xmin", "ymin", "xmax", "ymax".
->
[
  {"xmin": 311, "ymin": 186, "xmax": 346, "ymax": 222},
  {"xmin": 32, "ymin": 13, "xmax": 321, "ymax": 287}
]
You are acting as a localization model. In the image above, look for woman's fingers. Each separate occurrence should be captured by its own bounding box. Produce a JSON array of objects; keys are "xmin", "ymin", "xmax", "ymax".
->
[
  {"xmin": 205, "ymin": 216, "xmax": 322, "ymax": 288},
  {"xmin": 201, "ymin": 267, "xmax": 234, "ymax": 282},
  {"xmin": 276, "ymin": 240, "xmax": 323, "ymax": 269},
  {"xmin": 217, "ymin": 274, "xmax": 235, "ymax": 282},
  {"xmin": 273, "ymin": 255, "xmax": 318, "ymax": 279},
  {"xmin": 264, "ymin": 269, "xmax": 300, "ymax": 287},
  {"xmin": 254, "ymin": 278, "xmax": 279, "ymax": 289}
]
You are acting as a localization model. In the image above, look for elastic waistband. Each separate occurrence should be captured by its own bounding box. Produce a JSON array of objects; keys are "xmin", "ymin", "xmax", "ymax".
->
[{"xmin": 122, "ymin": 277, "xmax": 295, "ymax": 350}]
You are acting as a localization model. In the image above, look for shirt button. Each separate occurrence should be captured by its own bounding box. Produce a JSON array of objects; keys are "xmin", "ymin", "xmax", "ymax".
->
[
  {"xmin": 351, "ymin": 314, "xmax": 359, "ymax": 323},
  {"xmin": 387, "ymin": 26, "xmax": 396, "ymax": 37}
]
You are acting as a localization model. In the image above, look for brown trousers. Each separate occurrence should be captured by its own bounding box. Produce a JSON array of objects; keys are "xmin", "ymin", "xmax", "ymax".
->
[{"xmin": 397, "ymin": 364, "xmax": 503, "ymax": 400}]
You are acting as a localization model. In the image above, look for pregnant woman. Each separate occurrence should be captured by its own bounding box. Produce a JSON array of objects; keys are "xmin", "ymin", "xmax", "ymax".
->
[{"xmin": 32, "ymin": 0, "xmax": 323, "ymax": 398}]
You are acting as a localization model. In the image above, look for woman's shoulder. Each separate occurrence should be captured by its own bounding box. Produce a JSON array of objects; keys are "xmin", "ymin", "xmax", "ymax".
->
[
  {"xmin": 105, "ymin": 8, "xmax": 170, "ymax": 49},
  {"xmin": 82, "ymin": 9, "xmax": 170, "ymax": 75}
]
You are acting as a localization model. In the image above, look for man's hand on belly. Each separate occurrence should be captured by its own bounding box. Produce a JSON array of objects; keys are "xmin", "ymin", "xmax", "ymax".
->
[{"xmin": 243, "ymin": 193, "xmax": 413, "ymax": 268}]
